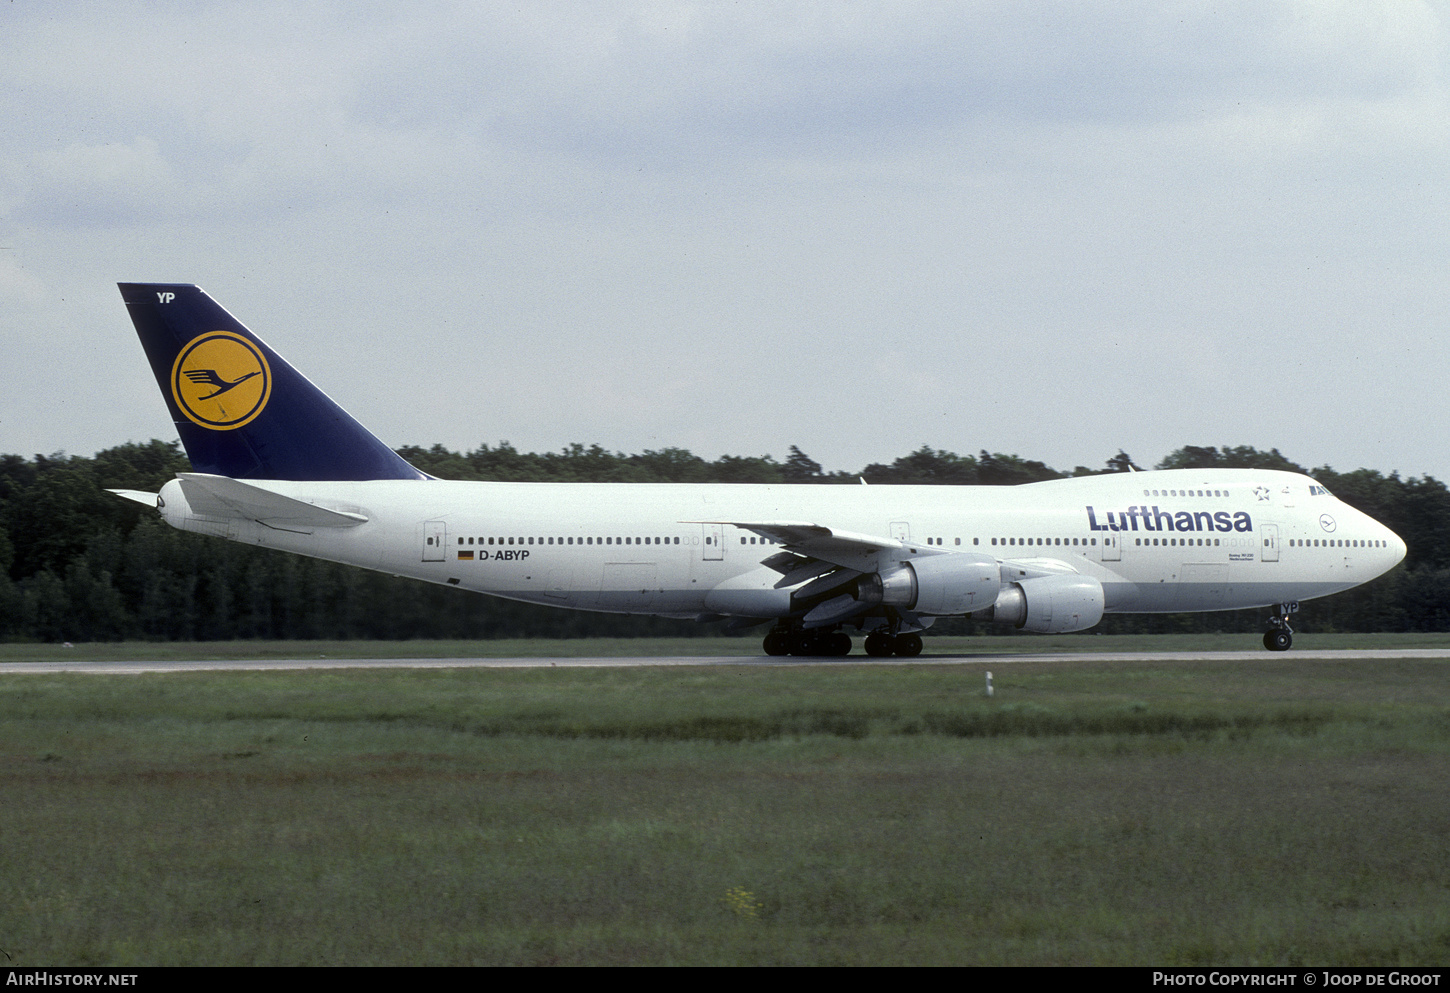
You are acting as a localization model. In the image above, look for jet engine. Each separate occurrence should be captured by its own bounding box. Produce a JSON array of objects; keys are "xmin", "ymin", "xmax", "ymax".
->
[
  {"xmin": 982, "ymin": 574, "xmax": 1104, "ymax": 633},
  {"xmin": 859, "ymin": 553, "xmax": 1001, "ymax": 616}
]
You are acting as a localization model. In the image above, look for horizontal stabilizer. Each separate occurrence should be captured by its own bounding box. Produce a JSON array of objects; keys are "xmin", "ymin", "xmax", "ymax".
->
[
  {"xmin": 106, "ymin": 489, "xmax": 159, "ymax": 508},
  {"xmin": 177, "ymin": 473, "xmax": 367, "ymax": 530}
]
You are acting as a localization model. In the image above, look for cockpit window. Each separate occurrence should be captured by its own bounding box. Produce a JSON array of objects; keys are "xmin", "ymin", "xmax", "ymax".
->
[{"xmin": 1309, "ymin": 483, "xmax": 1331, "ymax": 497}]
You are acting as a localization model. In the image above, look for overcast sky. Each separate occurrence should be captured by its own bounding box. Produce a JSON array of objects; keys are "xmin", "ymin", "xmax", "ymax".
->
[{"xmin": 3, "ymin": 1, "xmax": 1448, "ymax": 479}]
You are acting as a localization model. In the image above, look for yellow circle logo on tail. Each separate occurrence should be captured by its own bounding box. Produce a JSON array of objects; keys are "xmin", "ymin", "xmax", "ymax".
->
[{"xmin": 170, "ymin": 331, "xmax": 272, "ymax": 430}]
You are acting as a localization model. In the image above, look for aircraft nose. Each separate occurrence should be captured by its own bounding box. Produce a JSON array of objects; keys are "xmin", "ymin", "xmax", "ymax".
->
[{"xmin": 1387, "ymin": 527, "xmax": 1407, "ymax": 567}]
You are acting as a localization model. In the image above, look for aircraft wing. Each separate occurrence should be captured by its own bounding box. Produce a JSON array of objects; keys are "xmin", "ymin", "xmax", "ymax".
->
[
  {"xmin": 692, "ymin": 520, "xmax": 909, "ymax": 572},
  {"xmin": 999, "ymin": 556, "xmax": 1082, "ymax": 578}
]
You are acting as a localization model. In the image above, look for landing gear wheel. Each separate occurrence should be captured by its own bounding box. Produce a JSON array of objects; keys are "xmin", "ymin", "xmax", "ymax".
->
[
  {"xmin": 763, "ymin": 631, "xmax": 790, "ymax": 656},
  {"xmin": 789, "ymin": 631, "xmax": 820, "ymax": 656},
  {"xmin": 827, "ymin": 631, "xmax": 852, "ymax": 656},
  {"xmin": 1263, "ymin": 629, "xmax": 1292, "ymax": 652},
  {"xmin": 893, "ymin": 633, "xmax": 923, "ymax": 657},
  {"xmin": 864, "ymin": 632, "xmax": 894, "ymax": 657},
  {"xmin": 1263, "ymin": 601, "xmax": 1298, "ymax": 653}
]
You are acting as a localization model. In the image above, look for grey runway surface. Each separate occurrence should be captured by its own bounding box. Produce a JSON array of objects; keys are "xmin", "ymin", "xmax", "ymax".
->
[{"xmin": 4, "ymin": 649, "xmax": 1450, "ymax": 674}]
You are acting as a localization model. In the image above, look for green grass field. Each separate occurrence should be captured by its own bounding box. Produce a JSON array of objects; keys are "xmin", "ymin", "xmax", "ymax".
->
[{"xmin": 3, "ymin": 644, "xmax": 1449, "ymax": 964}]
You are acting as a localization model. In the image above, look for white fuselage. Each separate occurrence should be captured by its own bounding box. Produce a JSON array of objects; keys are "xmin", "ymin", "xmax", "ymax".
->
[{"xmin": 154, "ymin": 467, "xmax": 1406, "ymax": 624}]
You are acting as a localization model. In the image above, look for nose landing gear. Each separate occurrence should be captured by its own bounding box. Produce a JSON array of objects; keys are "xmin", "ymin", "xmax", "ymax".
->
[{"xmin": 1263, "ymin": 601, "xmax": 1298, "ymax": 652}]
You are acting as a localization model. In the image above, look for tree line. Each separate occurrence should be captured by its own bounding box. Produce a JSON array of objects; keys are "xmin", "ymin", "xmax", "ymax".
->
[{"xmin": 0, "ymin": 439, "xmax": 1446, "ymax": 642}]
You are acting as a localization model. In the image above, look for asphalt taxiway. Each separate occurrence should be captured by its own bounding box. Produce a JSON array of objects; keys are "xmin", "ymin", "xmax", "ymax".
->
[{"xmin": 3, "ymin": 648, "xmax": 1450, "ymax": 674}]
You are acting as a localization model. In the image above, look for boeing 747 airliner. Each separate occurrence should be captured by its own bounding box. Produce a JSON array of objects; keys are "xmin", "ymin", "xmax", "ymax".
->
[{"xmin": 109, "ymin": 284, "xmax": 1406, "ymax": 656}]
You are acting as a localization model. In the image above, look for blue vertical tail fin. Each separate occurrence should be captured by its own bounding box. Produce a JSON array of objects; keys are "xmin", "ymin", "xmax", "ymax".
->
[{"xmin": 119, "ymin": 283, "xmax": 427, "ymax": 481}]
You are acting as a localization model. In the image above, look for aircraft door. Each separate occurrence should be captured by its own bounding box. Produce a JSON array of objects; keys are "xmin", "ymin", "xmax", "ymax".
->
[
  {"xmin": 422, "ymin": 520, "xmax": 446, "ymax": 561},
  {"xmin": 702, "ymin": 523, "xmax": 724, "ymax": 561},
  {"xmin": 1262, "ymin": 524, "xmax": 1280, "ymax": 562},
  {"xmin": 890, "ymin": 521, "xmax": 911, "ymax": 542},
  {"xmin": 1101, "ymin": 533, "xmax": 1121, "ymax": 561}
]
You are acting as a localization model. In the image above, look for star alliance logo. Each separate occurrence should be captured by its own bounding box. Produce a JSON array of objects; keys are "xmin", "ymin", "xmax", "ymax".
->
[
  {"xmin": 1253, "ymin": 486, "xmax": 1270, "ymax": 502},
  {"xmin": 170, "ymin": 331, "xmax": 272, "ymax": 430}
]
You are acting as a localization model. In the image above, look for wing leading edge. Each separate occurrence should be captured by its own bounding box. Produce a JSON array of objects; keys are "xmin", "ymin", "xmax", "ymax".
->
[{"xmin": 689, "ymin": 519, "xmax": 908, "ymax": 570}]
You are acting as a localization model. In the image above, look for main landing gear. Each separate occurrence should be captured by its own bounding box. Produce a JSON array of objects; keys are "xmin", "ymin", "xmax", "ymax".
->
[
  {"xmin": 761, "ymin": 622, "xmax": 926, "ymax": 658},
  {"xmin": 1263, "ymin": 601, "xmax": 1299, "ymax": 652},
  {"xmin": 763, "ymin": 627, "xmax": 852, "ymax": 657},
  {"xmin": 864, "ymin": 631, "xmax": 922, "ymax": 657}
]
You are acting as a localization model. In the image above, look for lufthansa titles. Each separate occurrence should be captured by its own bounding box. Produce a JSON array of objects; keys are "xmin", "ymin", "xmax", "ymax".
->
[{"xmin": 1087, "ymin": 505, "xmax": 1253, "ymax": 533}]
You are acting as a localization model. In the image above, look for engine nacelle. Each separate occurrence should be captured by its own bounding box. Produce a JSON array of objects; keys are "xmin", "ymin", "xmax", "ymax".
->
[
  {"xmin": 863, "ymin": 553, "xmax": 1001, "ymax": 615},
  {"xmin": 986, "ymin": 574, "xmax": 1104, "ymax": 633}
]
